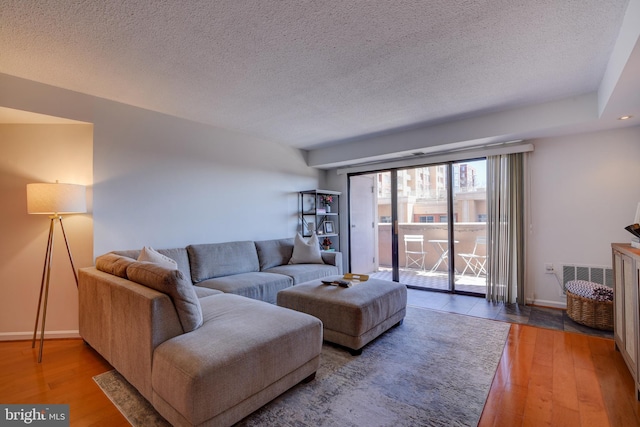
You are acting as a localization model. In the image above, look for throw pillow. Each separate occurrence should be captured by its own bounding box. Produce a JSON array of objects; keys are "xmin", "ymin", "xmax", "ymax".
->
[
  {"xmin": 95, "ymin": 253, "xmax": 137, "ymax": 279},
  {"xmin": 289, "ymin": 233, "xmax": 324, "ymax": 265},
  {"xmin": 138, "ymin": 246, "xmax": 178, "ymax": 269},
  {"xmin": 126, "ymin": 261, "xmax": 203, "ymax": 332}
]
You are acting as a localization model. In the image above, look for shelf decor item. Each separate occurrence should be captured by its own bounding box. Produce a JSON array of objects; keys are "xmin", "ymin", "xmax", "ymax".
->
[
  {"xmin": 27, "ymin": 181, "xmax": 86, "ymax": 362},
  {"xmin": 321, "ymin": 194, "xmax": 333, "ymax": 212},
  {"xmin": 322, "ymin": 237, "xmax": 332, "ymax": 250},
  {"xmin": 324, "ymin": 221, "xmax": 334, "ymax": 234}
]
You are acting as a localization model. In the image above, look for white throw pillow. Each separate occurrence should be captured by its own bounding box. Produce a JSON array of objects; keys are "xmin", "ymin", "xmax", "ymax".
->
[
  {"xmin": 289, "ymin": 233, "xmax": 324, "ymax": 264},
  {"xmin": 138, "ymin": 246, "xmax": 179, "ymax": 269}
]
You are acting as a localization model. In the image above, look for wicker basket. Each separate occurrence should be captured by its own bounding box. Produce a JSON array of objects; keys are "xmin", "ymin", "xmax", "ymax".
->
[{"xmin": 566, "ymin": 291, "xmax": 613, "ymax": 331}]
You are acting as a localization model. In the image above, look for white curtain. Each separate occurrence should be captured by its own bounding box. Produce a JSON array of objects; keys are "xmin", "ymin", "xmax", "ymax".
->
[{"xmin": 486, "ymin": 153, "xmax": 525, "ymax": 303}]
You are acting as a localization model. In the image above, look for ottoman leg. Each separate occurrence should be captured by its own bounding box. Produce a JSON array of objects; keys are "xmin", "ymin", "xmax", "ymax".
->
[{"xmin": 349, "ymin": 347, "xmax": 363, "ymax": 356}]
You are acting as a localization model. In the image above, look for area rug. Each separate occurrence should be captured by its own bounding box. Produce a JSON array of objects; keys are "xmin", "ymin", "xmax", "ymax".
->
[{"xmin": 94, "ymin": 305, "xmax": 510, "ymax": 427}]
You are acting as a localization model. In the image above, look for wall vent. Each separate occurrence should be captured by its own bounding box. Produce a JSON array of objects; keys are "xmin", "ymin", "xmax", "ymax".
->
[{"xmin": 561, "ymin": 264, "xmax": 613, "ymax": 288}]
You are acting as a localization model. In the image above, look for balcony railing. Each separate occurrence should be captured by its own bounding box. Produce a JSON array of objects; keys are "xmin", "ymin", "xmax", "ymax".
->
[
  {"xmin": 377, "ymin": 222, "xmax": 486, "ymax": 271},
  {"xmin": 372, "ymin": 222, "xmax": 487, "ymax": 293}
]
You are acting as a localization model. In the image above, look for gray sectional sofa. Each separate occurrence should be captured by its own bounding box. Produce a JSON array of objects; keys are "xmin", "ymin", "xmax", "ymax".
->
[{"xmin": 79, "ymin": 237, "xmax": 342, "ymax": 426}]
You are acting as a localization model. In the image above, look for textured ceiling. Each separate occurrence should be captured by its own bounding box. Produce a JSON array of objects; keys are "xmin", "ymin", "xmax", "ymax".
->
[{"xmin": 0, "ymin": 0, "xmax": 634, "ymax": 149}]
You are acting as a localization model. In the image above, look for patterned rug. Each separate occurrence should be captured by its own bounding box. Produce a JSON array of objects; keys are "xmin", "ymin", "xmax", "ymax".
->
[{"xmin": 94, "ymin": 306, "xmax": 510, "ymax": 426}]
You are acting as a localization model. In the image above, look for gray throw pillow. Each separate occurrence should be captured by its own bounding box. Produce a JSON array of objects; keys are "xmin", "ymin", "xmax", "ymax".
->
[
  {"xmin": 126, "ymin": 261, "xmax": 203, "ymax": 332},
  {"xmin": 95, "ymin": 253, "xmax": 136, "ymax": 278},
  {"xmin": 289, "ymin": 233, "xmax": 325, "ymax": 265}
]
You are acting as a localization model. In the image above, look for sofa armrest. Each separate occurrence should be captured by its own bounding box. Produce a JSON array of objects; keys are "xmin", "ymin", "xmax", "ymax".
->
[
  {"xmin": 79, "ymin": 267, "xmax": 184, "ymax": 401},
  {"xmin": 321, "ymin": 251, "xmax": 343, "ymax": 275}
]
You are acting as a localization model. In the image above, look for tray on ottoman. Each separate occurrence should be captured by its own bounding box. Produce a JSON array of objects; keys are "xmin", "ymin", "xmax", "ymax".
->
[{"xmin": 277, "ymin": 275, "xmax": 407, "ymax": 354}]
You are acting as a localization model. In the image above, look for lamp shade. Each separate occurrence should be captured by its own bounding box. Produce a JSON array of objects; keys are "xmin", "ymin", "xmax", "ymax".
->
[{"xmin": 27, "ymin": 182, "xmax": 86, "ymax": 214}]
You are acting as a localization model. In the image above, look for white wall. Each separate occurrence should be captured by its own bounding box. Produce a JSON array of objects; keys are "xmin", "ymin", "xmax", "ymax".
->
[
  {"xmin": 527, "ymin": 126, "xmax": 640, "ymax": 307},
  {"xmin": 0, "ymin": 74, "xmax": 322, "ymax": 339},
  {"xmin": 0, "ymin": 124, "xmax": 93, "ymax": 339},
  {"xmin": 91, "ymin": 101, "xmax": 320, "ymax": 255}
]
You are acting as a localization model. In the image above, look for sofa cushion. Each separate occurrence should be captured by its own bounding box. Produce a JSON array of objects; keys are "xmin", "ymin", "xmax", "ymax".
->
[
  {"xmin": 264, "ymin": 263, "xmax": 340, "ymax": 285},
  {"xmin": 95, "ymin": 253, "xmax": 137, "ymax": 278},
  {"xmin": 126, "ymin": 261, "xmax": 203, "ymax": 333},
  {"xmin": 289, "ymin": 233, "xmax": 324, "ymax": 265},
  {"xmin": 151, "ymin": 294, "xmax": 322, "ymax": 426},
  {"xmin": 254, "ymin": 238, "xmax": 295, "ymax": 270},
  {"xmin": 187, "ymin": 241, "xmax": 259, "ymax": 283},
  {"xmin": 196, "ymin": 272, "xmax": 292, "ymax": 304},
  {"xmin": 138, "ymin": 246, "xmax": 179, "ymax": 269}
]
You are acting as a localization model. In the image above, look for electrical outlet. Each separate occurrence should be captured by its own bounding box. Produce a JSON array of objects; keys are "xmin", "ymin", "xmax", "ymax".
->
[{"xmin": 545, "ymin": 263, "xmax": 554, "ymax": 274}]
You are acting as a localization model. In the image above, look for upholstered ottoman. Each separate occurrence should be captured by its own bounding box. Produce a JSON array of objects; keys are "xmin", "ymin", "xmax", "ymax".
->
[{"xmin": 277, "ymin": 276, "xmax": 407, "ymax": 354}]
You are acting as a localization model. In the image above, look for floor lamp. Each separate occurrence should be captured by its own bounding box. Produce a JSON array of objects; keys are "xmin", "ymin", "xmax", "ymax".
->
[{"xmin": 27, "ymin": 182, "xmax": 86, "ymax": 363}]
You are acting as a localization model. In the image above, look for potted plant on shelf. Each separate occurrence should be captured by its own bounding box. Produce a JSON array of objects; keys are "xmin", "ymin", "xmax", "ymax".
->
[
  {"xmin": 321, "ymin": 195, "xmax": 333, "ymax": 212},
  {"xmin": 322, "ymin": 237, "xmax": 332, "ymax": 250}
]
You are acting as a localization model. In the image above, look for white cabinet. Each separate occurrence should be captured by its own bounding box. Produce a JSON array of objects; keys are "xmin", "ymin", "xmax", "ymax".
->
[{"xmin": 612, "ymin": 243, "xmax": 640, "ymax": 400}]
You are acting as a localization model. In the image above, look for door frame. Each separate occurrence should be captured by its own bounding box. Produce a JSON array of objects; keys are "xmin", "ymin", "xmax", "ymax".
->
[{"xmin": 347, "ymin": 158, "xmax": 487, "ymax": 296}]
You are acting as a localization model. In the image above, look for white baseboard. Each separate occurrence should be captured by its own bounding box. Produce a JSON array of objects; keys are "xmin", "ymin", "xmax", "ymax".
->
[
  {"xmin": 0, "ymin": 330, "xmax": 80, "ymax": 341},
  {"xmin": 527, "ymin": 299, "xmax": 567, "ymax": 309}
]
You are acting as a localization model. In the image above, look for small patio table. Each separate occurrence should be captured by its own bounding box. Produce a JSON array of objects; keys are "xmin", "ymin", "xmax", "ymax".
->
[{"xmin": 428, "ymin": 239, "xmax": 459, "ymax": 273}]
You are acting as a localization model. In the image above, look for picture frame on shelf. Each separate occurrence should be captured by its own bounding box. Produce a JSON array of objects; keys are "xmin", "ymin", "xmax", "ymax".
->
[{"xmin": 324, "ymin": 221, "xmax": 334, "ymax": 234}]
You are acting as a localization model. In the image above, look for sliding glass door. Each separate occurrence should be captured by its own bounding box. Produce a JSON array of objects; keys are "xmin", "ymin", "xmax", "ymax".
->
[
  {"xmin": 395, "ymin": 165, "xmax": 452, "ymax": 291},
  {"xmin": 349, "ymin": 159, "xmax": 487, "ymax": 295},
  {"xmin": 451, "ymin": 159, "xmax": 487, "ymax": 295}
]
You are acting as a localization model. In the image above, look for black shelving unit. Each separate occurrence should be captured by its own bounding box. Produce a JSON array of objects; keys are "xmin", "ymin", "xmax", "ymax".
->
[{"xmin": 299, "ymin": 189, "xmax": 340, "ymax": 252}]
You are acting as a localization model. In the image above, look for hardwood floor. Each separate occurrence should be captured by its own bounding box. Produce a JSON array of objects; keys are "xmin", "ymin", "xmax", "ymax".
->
[
  {"xmin": 479, "ymin": 324, "xmax": 640, "ymax": 427},
  {"xmin": 1, "ymin": 326, "xmax": 639, "ymax": 426},
  {"xmin": 0, "ymin": 339, "xmax": 129, "ymax": 426}
]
